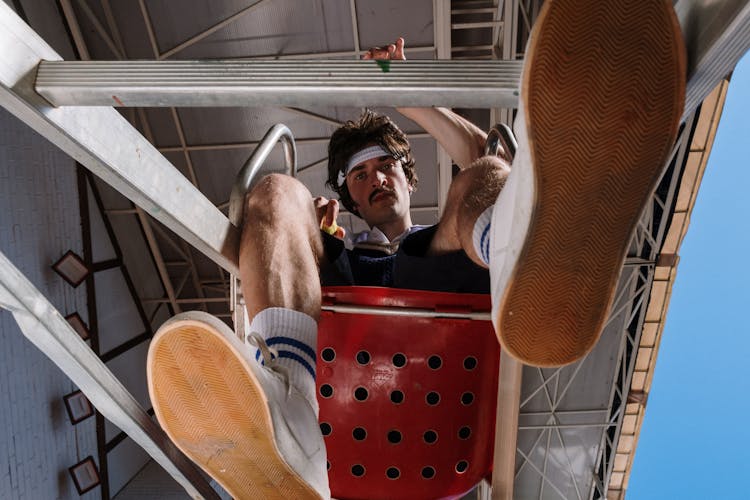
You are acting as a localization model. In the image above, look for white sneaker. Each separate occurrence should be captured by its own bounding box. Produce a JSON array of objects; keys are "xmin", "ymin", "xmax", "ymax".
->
[
  {"xmin": 147, "ymin": 311, "xmax": 330, "ymax": 499},
  {"xmin": 490, "ymin": 0, "xmax": 685, "ymax": 366}
]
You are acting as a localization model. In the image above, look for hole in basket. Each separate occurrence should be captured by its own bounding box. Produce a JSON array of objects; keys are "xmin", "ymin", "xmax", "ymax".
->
[
  {"xmin": 386, "ymin": 467, "xmax": 400, "ymax": 480},
  {"xmin": 461, "ymin": 392, "xmax": 475, "ymax": 406},
  {"xmin": 427, "ymin": 355, "xmax": 442, "ymax": 370},
  {"xmin": 390, "ymin": 390, "xmax": 405, "ymax": 404},
  {"xmin": 352, "ymin": 427, "xmax": 367, "ymax": 441},
  {"xmin": 392, "ymin": 353, "xmax": 407, "ymax": 368},
  {"xmin": 354, "ymin": 386, "xmax": 369, "ymax": 401},
  {"xmin": 319, "ymin": 384, "xmax": 334, "ymax": 398},
  {"xmin": 463, "ymin": 356, "xmax": 478, "ymax": 370},
  {"xmin": 320, "ymin": 422, "xmax": 332, "ymax": 436},
  {"xmin": 458, "ymin": 426, "xmax": 471, "ymax": 440},
  {"xmin": 387, "ymin": 430, "xmax": 402, "ymax": 444},
  {"xmin": 327, "ymin": 461, "xmax": 331, "ymax": 471},
  {"xmin": 455, "ymin": 460, "xmax": 469, "ymax": 474},
  {"xmin": 321, "ymin": 347, "xmax": 336, "ymax": 362},
  {"xmin": 421, "ymin": 466, "xmax": 436, "ymax": 479},
  {"xmin": 351, "ymin": 464, "xmax": 365, "ymax": 477},
  {"xmin": 356, "ymin": 350, "xmax": 371, "ymax": 365},
  {"xmin": 425, "ymin": 391, "xmax": 440, "ymax": 406},
  {"xmin": 423, "ymin": 430, "xmax": 438, "ymax": 444}
]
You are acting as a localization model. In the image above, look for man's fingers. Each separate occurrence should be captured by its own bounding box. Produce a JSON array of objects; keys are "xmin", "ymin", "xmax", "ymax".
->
[
  {"xmin": 393, "ymin": 37, "xmax": 406, "ymax": 60},
  {"xmin": 362, "ymin": 46, "xmax": 388, "ymax": 60},
  {"xmin": 313, "ymin": 196, "xmax": 329, "ymax": 221},
  {"xmin": 362, "ymin": 40, "xmax": 406, "ymax": 61},
  {"xmin": 314, "ymin": 197, "xmax": 345, "ymax": 240},
  {"xmin": 324, "ymin": 199, "xmax": 339, "ymax": 227},
  {"xmin": 313, "ymin": 196, "xmax": 327, "ymax": 207}
]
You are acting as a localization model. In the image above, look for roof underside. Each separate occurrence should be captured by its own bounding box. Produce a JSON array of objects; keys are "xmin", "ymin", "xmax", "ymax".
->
[{"xmin": 17, "ymin": 0, "xmax": 736, "ymax": 498}]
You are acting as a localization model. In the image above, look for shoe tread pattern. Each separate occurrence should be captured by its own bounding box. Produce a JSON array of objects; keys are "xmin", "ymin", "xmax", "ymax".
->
[
  {"xmin": 498, "ymin": 0, "xmax": 685, "ymax": 366},
  {"xmin": 148, "ymin": 322, "xmax": 320, "ymax": 499}
]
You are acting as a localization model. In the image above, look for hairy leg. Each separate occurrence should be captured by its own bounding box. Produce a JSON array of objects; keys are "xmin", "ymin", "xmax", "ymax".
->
[
  {"xmin": 430, "ymin": 156, "xmax": 509, "ymax": 266},
  {"xmin": 239, "ymin": 173, "xmax": 324, "ymax": 321}
]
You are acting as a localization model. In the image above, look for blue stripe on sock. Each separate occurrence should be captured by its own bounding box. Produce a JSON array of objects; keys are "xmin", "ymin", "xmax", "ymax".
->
[
  {"xmin": 480, "ymin": 222, "xmax": 491, "ymax": 264},
  {"xmin": 254, "ymin": 349, "xmax": 274, "ymax": 365},
  {"xmin": 266, "ymin": 336, "xmax": 317, "ymax": 362},
  {"xmin": 276, "ymin": 350, "xmax": 316, "ymax": 380}
]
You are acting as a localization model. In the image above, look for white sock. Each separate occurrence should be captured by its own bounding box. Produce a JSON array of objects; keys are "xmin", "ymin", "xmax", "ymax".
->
[
  {"xmin": 246, "ymin": 307, "xmax": 318, "ymax": 411},
  {"xmin": 472, "ymin": 205, "xmax": 494, "ymax": 266}
]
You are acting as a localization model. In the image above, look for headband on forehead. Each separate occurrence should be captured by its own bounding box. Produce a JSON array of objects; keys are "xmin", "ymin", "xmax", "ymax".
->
[{"xmin": 337, "ymin": 145, "xmax": 393, "ymax": 187}]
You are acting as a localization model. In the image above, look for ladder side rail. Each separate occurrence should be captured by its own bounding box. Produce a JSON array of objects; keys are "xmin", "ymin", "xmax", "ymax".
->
[
  {"xmin": 0, "ymin": 251, "xmax": 220, "ymax": 500},
  {"xmin": 0, "ymin": 2, "xmax": 240, "ymax": 276}
]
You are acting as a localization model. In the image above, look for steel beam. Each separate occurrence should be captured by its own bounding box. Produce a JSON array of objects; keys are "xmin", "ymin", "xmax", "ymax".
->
[
  {"xmin": 0, "ymin": 2, "xmax": 240, "ymax": 275},
  {"xmin": 0, "ymin": 251, "xmax": 219, "ymax": 500},
  {"xmin": 31, "ymin": 1, "xmax": 750, "ymax": 114},
  {"xmin": 677, "ymin": 0, "xmax": 750, "ymax": 117},
  {"xmin": 35, "ymin": 60, "xmax": 524, "ymax": 108}
]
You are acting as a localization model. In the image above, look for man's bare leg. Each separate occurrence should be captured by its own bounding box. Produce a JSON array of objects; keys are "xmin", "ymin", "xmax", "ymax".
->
[
  {"xmin": 489, "ymin": 0, "xmax": 685, "ymax": 367},
  {"xmin": 240, "ymin": 173, "xmax": 324, "ymax": 321},
  {"xmin": 430, "ymin": 155, "xmax": 510, "ymax": 267},
  {"xmin": 148, "ymin": 173, "xmax": 330, "ymax": 499}
]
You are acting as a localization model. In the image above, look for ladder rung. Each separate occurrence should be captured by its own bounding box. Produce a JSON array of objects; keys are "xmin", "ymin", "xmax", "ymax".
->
[{"xmin": 35, "ymin": 60, "xmax": 523, "ymax": 108}]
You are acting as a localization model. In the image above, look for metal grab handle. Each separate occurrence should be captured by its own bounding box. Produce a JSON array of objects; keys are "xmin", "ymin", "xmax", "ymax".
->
[
  {"xmin": 228, "ymin": 123, "xmax": 297, "ymax": 227},
  {"xmin": 484, "ymin": 122, "xmax": 517, "ymax": 163}
]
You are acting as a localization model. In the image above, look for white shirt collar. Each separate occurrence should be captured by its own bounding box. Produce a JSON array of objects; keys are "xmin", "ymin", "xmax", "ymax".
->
[{"xmin": 352, "ymin": 225, "xmax": 427, "ymax": 247}]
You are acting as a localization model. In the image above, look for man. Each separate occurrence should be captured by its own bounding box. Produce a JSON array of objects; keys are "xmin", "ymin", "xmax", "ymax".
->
[
  {"xmin": 147, "ymin": 1, "xmax": 685, "ymax": 498},
  {"xmin": 316, "ymin": 108, "xmax": 505, "ymax": 293}
]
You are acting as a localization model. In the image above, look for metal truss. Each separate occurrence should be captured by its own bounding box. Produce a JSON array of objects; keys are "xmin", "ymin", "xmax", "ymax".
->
[
  {"xmin": 510, "ymin": 110, "xmax": 699, "ymax": 499},
  {"xmin": 1, "ymin": 0, "xmax": 748, "ymax": 499},
  {"xmin": 0, "ymin": 251, "xmax": 218, "ymax": 499},
  {"xmin": 589, "ymin": 109, "xmax": 699, "ymax": 500}
]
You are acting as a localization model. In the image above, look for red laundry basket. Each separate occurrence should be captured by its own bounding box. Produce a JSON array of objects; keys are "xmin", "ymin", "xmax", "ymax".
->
[{"xmin": 317, "ymin": 287, "xmax": 501, "ymax": 500}]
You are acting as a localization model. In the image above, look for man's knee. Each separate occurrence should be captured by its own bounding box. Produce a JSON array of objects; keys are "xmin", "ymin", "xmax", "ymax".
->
[
  {"xmin": 245, "ymin": 174, "xmax": 312, "ymax": 219},
  {"xmin": 449, "ymin": 156, "xmax": 509, "ymax": 206}
]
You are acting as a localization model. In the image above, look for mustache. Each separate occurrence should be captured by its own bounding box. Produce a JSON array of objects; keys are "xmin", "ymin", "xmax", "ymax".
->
[{"xmin": 369, "ymin": 187, "xmax": 396, "ymax": 204}]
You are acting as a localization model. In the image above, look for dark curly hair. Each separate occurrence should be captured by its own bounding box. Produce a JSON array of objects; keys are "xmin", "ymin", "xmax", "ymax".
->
[{"xmin": 326, "ymin": 109, "xmax": 418, "ymax": 216}]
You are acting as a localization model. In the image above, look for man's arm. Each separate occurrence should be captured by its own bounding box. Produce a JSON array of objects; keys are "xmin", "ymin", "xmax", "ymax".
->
[
  {"xmin": 363, "ymin": 38, "xmax": 488, "ymax": 170},
  {"xmin": 396, "ymin": 107, "xmax": 487, "ymax": 170}
]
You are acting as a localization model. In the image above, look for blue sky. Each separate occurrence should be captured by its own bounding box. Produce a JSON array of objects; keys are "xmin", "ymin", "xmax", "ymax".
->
[{"xmin": 628, "ymin": 53, "xmax": 750, "ymax": 497}]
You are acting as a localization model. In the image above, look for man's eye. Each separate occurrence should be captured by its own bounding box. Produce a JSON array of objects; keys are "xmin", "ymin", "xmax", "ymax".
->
[{"xmin": 354, "ymin": 172, "xmax": 366, "ymax": 181}]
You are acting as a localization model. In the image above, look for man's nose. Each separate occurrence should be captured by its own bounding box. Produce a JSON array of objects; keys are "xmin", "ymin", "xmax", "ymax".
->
[{"xmin": 370, "ymin": 170, "xmax": 387, "ymax": 186}]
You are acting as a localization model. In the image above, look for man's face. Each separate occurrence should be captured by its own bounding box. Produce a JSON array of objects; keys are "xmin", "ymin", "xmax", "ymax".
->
[{"xmin": 345, "ymin": 153, "xmax": 413, "ymax": 228}]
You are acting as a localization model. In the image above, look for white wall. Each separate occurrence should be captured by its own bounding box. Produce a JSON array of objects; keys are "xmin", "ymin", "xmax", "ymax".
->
[
  {"xmin": 0, "ymin": 105, "xmax": 99, "ymax": 498},
  {"xmin": 0, "ymin": 2, "xmax": 158, "ymax": 497}
]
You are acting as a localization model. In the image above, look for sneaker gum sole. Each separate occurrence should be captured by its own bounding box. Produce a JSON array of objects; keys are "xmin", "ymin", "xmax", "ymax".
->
[
  {"xmin": 147, "ymin": 320, "xmax": 321, "ymax": 500},
  {"xmin": 497, "ymin": 0, "xmax": 686, "ymax": 366}
]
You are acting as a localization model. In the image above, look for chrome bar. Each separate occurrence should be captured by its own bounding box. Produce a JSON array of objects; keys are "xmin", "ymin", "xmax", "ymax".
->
[
  {"xmin": 321, "ymin": 303, "xmax": 491, "ymax": 321},
  {"xmin": 0, "ymin": 251, "xmax": 219, "ymax": 500},
  {"xmin": 228, "ymin": 124, "xmax": 297, "ymax": 227}
]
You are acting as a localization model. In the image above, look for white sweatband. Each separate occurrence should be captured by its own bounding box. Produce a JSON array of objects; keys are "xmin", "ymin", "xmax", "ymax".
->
[
  {"xmin": 337, "ymin": 145, "xmax": 391, "ymax": 187},
  {"xmin": 472, "ymin": 205, "xmax": 494, "ymax": 266}
]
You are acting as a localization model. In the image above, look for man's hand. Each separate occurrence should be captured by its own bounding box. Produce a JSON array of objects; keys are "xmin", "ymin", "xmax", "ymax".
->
[
  {"xmin": 313, "ymin": 197, "xmax": 346, "ymax": 239},
  {"xmin": 362, "ymin": 37, "xmax": 406, "ymax": 61}
]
